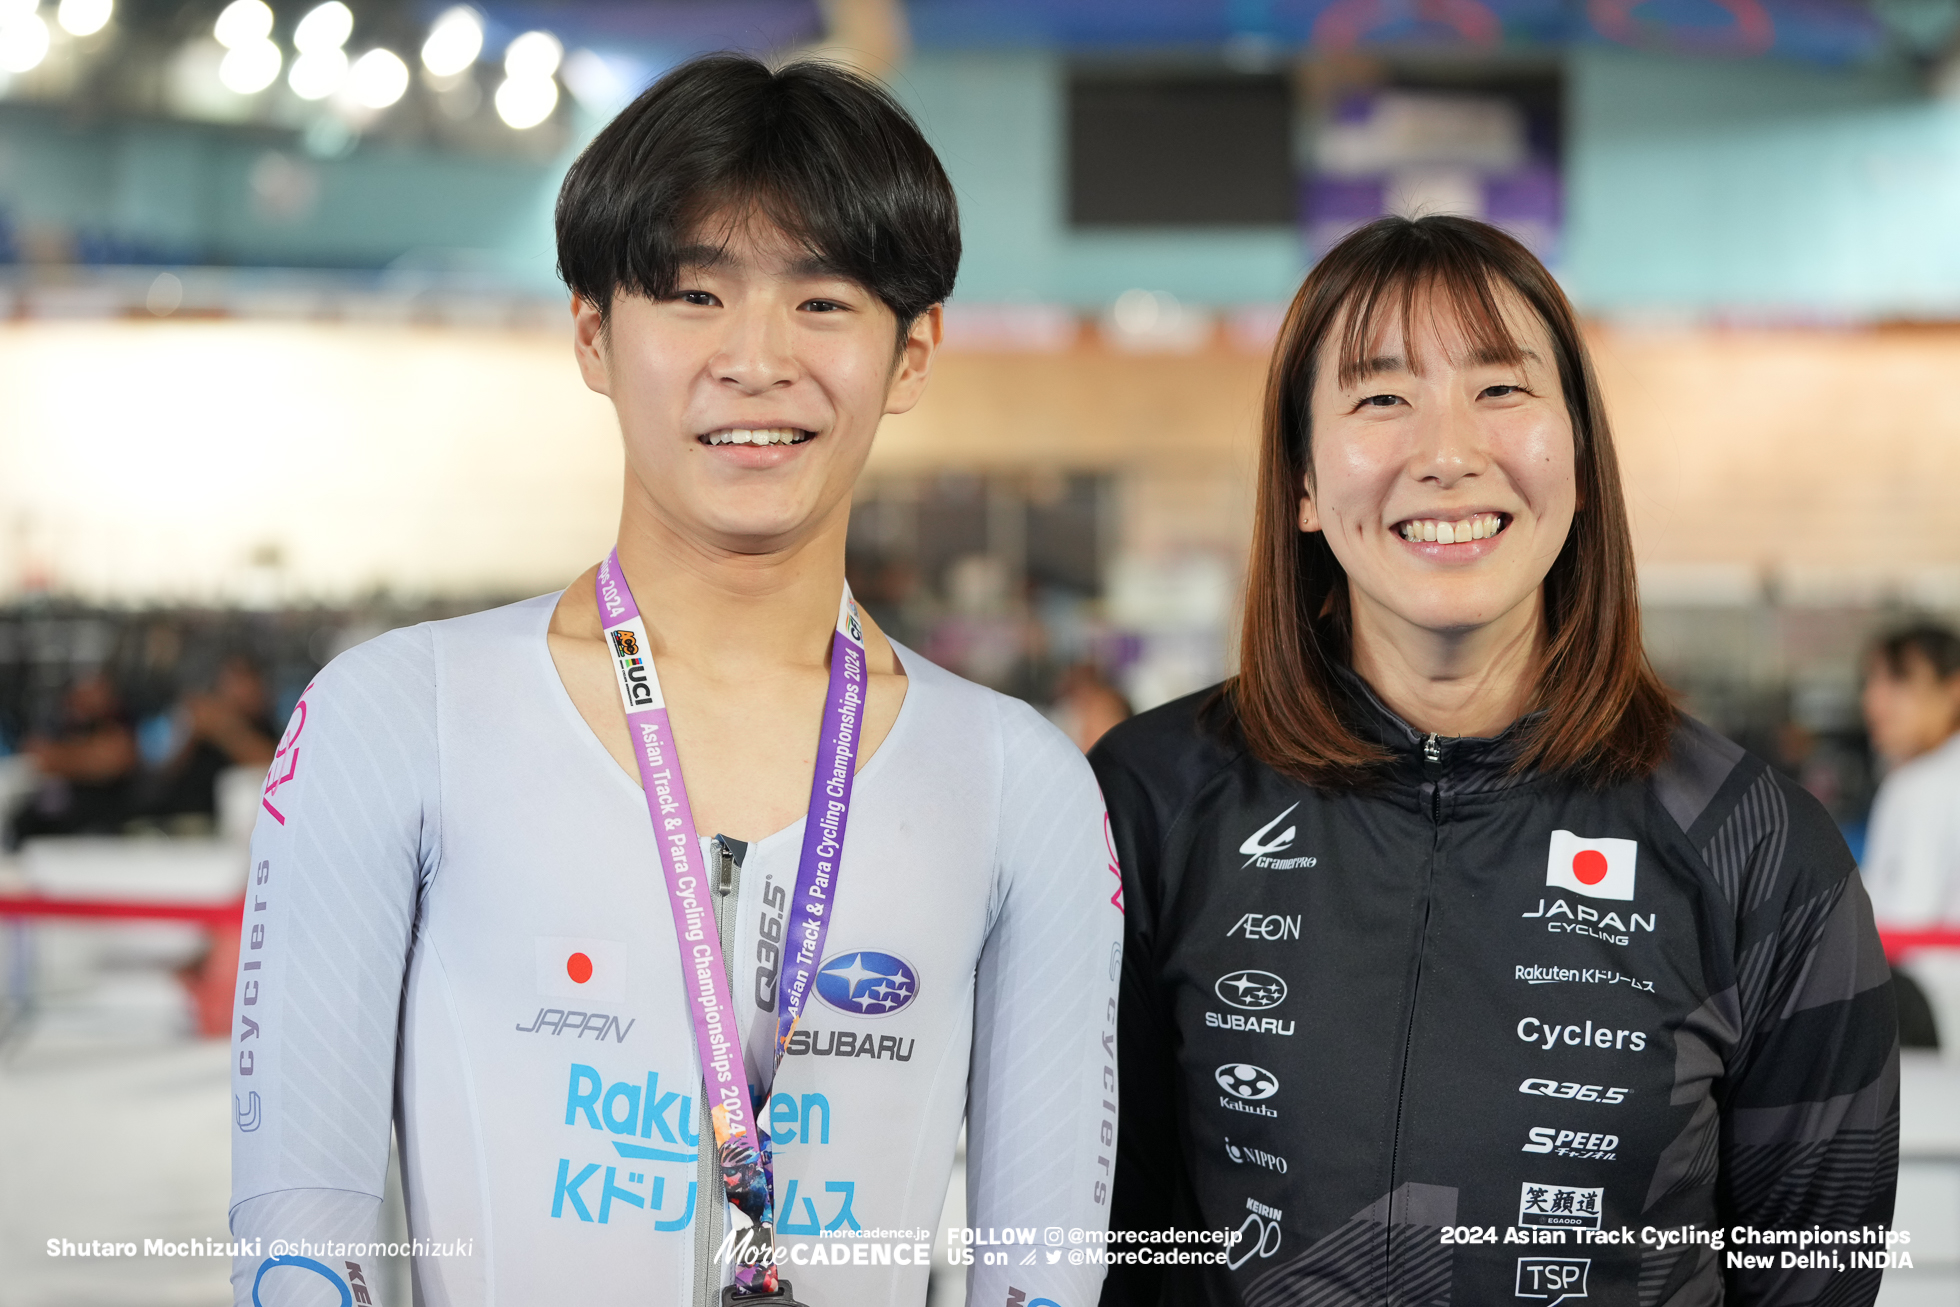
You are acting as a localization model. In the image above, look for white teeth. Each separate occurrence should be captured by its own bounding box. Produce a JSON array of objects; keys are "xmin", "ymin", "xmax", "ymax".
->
[
  {"xmin": 705, "ymin": 427, "xmax": 802, "ymax": 446},
  {"xmin": 1399, "ymin": 513, "xmax": 1505, "ymax": 543}
]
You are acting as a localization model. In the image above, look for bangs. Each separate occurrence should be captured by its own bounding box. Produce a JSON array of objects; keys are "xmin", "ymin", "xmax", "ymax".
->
[{"xmin": 1331, "ymin": 255, "xmax": 1532, "ymax": 390}]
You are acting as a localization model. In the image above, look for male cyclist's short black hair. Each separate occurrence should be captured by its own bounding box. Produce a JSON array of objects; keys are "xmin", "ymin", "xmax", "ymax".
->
[
  {"xmin": 1873, "ymin": 623, "xmax": 1960, "ymax": 682},
  {"xmin": 556, "ymin": 54, "xmax": 959, "ymax": 330}
]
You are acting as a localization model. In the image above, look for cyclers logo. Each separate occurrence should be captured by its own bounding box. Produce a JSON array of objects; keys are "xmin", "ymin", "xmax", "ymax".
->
[
  {"xmin": 1239, "ymin": 804, "xmax": 1317, "ymax": 870},
  {"xmin": 1215, "ymin": 970, "xmax": 1287, "ymax": 1011}
]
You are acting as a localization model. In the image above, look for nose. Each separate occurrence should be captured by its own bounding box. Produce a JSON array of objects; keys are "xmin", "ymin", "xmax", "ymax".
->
[
  {"xmin": 709, "ymin": 301, "xmax": 799, "ymax": 394},
  {"xmin": 1407, "ymin": 389, "xmax": 1489, "ymax": 488}
]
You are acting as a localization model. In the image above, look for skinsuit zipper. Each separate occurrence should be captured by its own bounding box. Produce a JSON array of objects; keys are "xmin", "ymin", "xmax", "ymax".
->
[
  {"xmin": 1384, "ymin": 733, "xmax": 1446, "ymax": 1291},
  {"xmin": 698, "ymin": 836, "xmax": 742, "ymax": 1307}
]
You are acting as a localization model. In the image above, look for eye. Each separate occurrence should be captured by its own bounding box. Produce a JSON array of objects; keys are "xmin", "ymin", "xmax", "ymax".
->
[
  {"xmin": 1481, "ymin": 384, "xmax": 1527, "ymax": 399},
  {"xmin": 1356, "ymin": 393, "xmax": 1403, "ymax": 409},
  {"xmin": 678, "ymin": 290, "xmax": 719, "ymax": 307},
  {"xmin": 800, "ymin": 298, "xmax": 848, "ymax": 313}
]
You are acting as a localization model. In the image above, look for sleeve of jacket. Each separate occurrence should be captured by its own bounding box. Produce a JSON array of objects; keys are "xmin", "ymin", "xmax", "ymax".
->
[
  {"xmin": 1090, "ymin": 730, "xmax": 1205, "ymax": 1307},
  {"xmin": 1711, "ymin": 767, "xmax": 1899, "ymax": 1307},
  {"xmin": 965, "ymin": 698, "xmax": 1123, "ymax": 1307},
  {"xmin": 228, "ymin": 625, "xmax": 440, "ymax": 1307}
]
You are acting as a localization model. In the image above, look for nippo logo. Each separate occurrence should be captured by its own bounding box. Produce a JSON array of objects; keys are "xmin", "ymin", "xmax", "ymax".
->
[{"xmin": 1545, "ymin": 831, "xmax": 1637, "ymax": 902}]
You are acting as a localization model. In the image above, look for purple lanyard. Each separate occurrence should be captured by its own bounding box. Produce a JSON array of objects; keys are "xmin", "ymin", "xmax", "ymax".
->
[{"xmin": 596, "ymin": 551, "xmax": 866, "ymax": 1291}]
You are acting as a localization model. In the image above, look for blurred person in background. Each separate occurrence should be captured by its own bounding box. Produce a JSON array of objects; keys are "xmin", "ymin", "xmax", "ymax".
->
[
  {"xmin": 1860, "ymin": 623, "xmax": 1960, "ymax": 1047},
  {"xmin": 229, "ymin": 55, "xmax": 1118, "ymax": 1307},
  {"xmin": 1052, "ymin": 661, "xmax": 1133, "ymax": 752},
  {"xmin": 146, "ymin": 654, "xmax": 277, "ymax": 824},
  {"xmin": 1095, "ymin": 216, "xmax": 1896, "ymax": 1307},
  {"xmin": 4, "ymin": 671, "xmax": 138, "ymax": 848}
]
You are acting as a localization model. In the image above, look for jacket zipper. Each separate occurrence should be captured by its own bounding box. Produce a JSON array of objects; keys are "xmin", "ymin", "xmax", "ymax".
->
[
  {"xmin": 1385, "ymin": 735, "xmax": 1445, "ymax": 1288},
  {"xmin": 698, "ymin": 836, "xmax": 741, "ymax": 1307}
]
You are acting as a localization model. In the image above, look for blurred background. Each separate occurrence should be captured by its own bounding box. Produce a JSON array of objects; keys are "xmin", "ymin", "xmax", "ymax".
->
[{"xmin": 3, "ymin": 0, "xmax": 1960, "ymax": 1303}]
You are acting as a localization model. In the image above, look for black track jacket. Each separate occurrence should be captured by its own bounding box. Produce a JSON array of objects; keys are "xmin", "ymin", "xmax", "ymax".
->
[{"xmin": 1091, "ymin": 679, "xmax": 1898, "ymax": 1307}]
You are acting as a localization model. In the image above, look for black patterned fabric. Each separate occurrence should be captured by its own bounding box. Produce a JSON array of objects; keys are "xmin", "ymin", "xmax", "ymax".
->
[{"xmin": 1093, "ymin": 688, "xmax": 1898, "ymax": 1307}]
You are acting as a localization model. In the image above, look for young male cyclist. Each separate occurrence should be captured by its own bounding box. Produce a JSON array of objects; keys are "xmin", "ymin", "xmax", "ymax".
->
[{"xmin": 230, "ymin": 55, "xmax": 1121, "ymax": 1307}]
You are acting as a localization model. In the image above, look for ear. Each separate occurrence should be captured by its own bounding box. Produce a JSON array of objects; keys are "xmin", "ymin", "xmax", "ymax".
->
[
  {"xmin": 1298, "ymin": 471, "xmax": 1322, "ymax": 533},
  {"xmin": 571, "ymin": 294, "xmax": 612, "ymax": 397},
  {"xmin": 884, "ymin": 304, "xmax": 943, "ymax": 416}
]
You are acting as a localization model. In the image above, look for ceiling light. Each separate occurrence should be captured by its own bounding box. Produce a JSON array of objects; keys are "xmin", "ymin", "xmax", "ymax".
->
[
  {"xmin": 213, "ymin": 0, "xmax": 272, "ymax": 50},
  {"xmin": 293, "ymin": 1, "xmax": 351, "ymax": 53},
  {"xmin": 56, "ymin": 0, "xmax": 112, "ymax": 37},
  {"xmin": 420, "ymin": 5, "xmax": 481, "ymax": 76},
  {"xmin": 287, "ymin": 45, "xmax": 345, "ymax": 99},
  {"xmin": 503, "ymin": 29, "xmax": 560, "ymax": 80},
  {"xmin": 348, "ymin": 47, "xmax": 408, "ymax": 108},
  {"xmin": 0, "ymin": 10, "xmax": 49, "ymax": 72},
  {"xmin": 218, "ymin": 36, "xmax": 281, "ymax": 93},
  {"xmin": 494, "ymin": 73, "xmax": 556, "ymax": 128}
]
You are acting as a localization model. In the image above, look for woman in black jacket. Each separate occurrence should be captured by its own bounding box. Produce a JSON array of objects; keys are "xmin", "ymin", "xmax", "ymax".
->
[{"xmin": 1093, "ymin": 216, "xmax": 1897, "ymax": 1307}]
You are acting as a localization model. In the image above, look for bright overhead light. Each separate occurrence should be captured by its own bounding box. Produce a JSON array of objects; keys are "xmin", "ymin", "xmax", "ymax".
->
[
  {"xmin": 287, "ymin": 45, "xmax": 345, "ymax": 99},
  {"xmin": 218, "ymin": 36, "xmax": 281, "ymax": 93},
  {"xmin": 503, "ymin": 30, "xmax": 561, "ymax": 80},
  {"xmin": 0, "ymin": 9, "xmax": 49, "ymax": 71},
  {"xmin": 0, "ymin": 0, "xmax": 38, "ymax": 21},
  {"xmin": 293, "ymin": 1, "xmax": 351, "ymax": 53},
  {"xmin": 494, "ymin": 73, "xmax": 556, "ymax": 129},
  {"xmin": 213, "ymin": 0, "xmax": 272, "ymax": 49},
  {"xmin": 420, "ymin": 5, "xmax": 481, "ymax": 76},
  {"xmin": 56, "ymin": 0, "xmax": 113, "ymax": 37},
  {"xmin": 348, "ymin": 46, "xmax": 408, "ymax": 108}
]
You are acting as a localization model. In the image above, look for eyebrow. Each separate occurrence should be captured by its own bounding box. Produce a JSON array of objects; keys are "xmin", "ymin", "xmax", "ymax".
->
[
  {"xmin": 672, "ymin": 244, "xmax": 854, "ymax": 283},
  {"xmin": 1344, "ymin": 345, "xmax": 1540, "ymax": 384}
]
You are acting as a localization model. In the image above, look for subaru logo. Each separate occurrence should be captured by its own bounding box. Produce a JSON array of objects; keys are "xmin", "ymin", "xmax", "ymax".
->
[
  {"xmin": 815, "ymin": 951, "xmax": 919, "ymax": 1017},
  {"xmin": 1216, "ymin": 1063, "xmax": 1279, "ymax": 1101},
  {"xmin": 1215, "ymin": 969, "xmax": 1287, "ymax": 1011}
]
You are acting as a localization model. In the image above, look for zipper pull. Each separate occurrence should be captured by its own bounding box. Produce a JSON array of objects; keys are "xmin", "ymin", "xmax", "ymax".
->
[
  {"xmin": 715, "ymin": 836, "xmax": 735, "ymax": 897},
  {"xmin": 1423, "ymin": 732, "xmax": 1442, "ymax": 764}
]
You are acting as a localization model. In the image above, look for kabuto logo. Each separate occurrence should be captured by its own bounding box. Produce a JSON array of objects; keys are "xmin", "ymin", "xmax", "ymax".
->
[
  {"xmin": 1545, "ymin": 831, "xmax": 1637, "ymax": 902},
  {"xmin": 1239, "ymin": 805, "xmax": 1316, "ymax": 869},
  {"xmin": 815, "ymin": 951, "xmax": 918, "ymax": 1016},
  {"xmin": 1215, "ymin": 970, "xmax": 1287, "ymax": 1011},
  {"xmin": 1215, "ymin": 1063, "xmax": 1279, "ymax": 1101}
]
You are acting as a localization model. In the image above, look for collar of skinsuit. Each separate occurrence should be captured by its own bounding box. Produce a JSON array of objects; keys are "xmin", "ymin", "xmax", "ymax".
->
[{"xmin": 1329, "ymin": 662, "xmax": 1545, "ymax": 797}]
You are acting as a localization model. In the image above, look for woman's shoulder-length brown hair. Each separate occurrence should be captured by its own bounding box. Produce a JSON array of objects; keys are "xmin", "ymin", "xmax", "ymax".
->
[{"xmin": 1229, "ymin": 214, "xmax": 1676, "ymax": 789}]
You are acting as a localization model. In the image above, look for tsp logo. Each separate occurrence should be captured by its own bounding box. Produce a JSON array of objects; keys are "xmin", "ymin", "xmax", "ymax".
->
[
  {"xmin": 1214, "ymin": 970, "xmax": 1287, "ymax": 1011},
  {"xmin": 1215, "ymin": 1063, "xmax": 1279, "ymax": 1101},
  {"xmin": 1516, "ymin": 1257, "xmax": 1590, "ymax": 1306},
  {"xmin": 815, "ymin": 951, "xmax": 919, "ymax": 1016}
]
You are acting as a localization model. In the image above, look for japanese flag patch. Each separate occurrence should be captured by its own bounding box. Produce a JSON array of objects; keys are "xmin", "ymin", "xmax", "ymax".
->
[
  {"xmin": 536, "ymin": 937, "xmax": 626, "ymax": 1001},
  {"xmin": 1545, "ymin": 830, "xmax": 1637, "ymax": 901}
]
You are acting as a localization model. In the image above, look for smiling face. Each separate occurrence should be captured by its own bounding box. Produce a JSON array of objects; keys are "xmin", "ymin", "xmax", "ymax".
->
[
  {"xmin": 1300, "ymin": 282, "xmax": 1578, "ymax": 652},
  {"xmin": 574, "ymin": 211, "xmax": 940, "ymax": 554}
]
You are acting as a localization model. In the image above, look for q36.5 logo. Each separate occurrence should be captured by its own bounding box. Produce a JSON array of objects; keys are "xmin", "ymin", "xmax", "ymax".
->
[{"xmin": 1215, "ymin": 1063, "xmax": 1279, "ymax": 1101}]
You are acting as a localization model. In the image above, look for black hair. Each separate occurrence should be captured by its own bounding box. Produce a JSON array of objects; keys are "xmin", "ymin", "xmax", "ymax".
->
[
  {"xmin": 1873, "ymin": 623, "xmax": 1960, "ymax": 682},
  {"xmin": 555, "ymin": 54, "xmax": 959, "ymax": 333}
]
